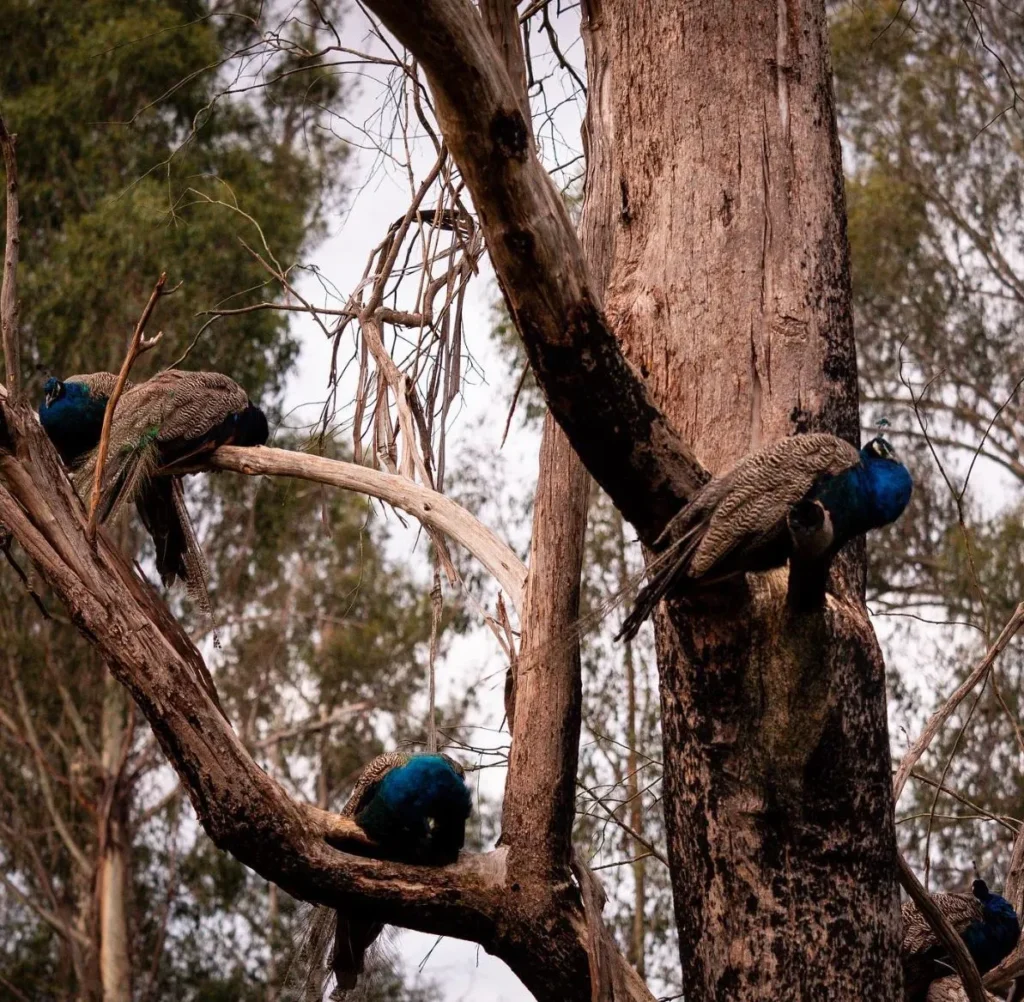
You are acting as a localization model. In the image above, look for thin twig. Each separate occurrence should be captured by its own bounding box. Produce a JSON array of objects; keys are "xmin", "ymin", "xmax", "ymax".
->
[
  {"xmin": 427, "ymin": 566, "xmax": 442, "ymax": 754},
  {"xmin": 86, "ymin": 273, "xmax": 168, "ymax": 542},
  {"xmin": 893, "ymin": 602, "xmax": 1024, "ymax": 801},
  {"xmin": 501, "ymin": 362, "xmax": 531, "ymax": 448},
  {"xmin": 0, "ymin": 111, "xmax": 20, "ymax": 398},
  {"xmin": 910, "ymin": 771, "xmax": 1021, "ymax": 835}
]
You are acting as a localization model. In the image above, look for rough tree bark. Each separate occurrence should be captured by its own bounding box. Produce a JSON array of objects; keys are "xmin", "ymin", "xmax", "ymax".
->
[
  {"xmin": 578, "ymin": 2, "xmax": 902, "ymax": 999},
  {"xmin": 582, "ymin": 5, "xmax": 902, "ymax": 997}
]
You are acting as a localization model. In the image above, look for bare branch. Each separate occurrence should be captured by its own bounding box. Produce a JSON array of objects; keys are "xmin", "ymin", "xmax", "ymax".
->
[
  {"xmin": 502, "ymin": 414, "xmax": 589, "ymax": 875},
  {"xmin": 897, "ymin": 854, "xmax": 988, "ymax": 1002},
  {"xmin": 0, "ymin": 873, "xmax": 91, "ymax": 948},
  {"xmin": 252, "ymin": 701, "xmax": 372, "ymax": 750},
  {"xmin": 893, "ymin": 602, "xmax": 1024, "ymax": 801},
  {"xmin": 0, "ymin": 111, "xmax": 20, "ymax": 398},
  {"xmin": 197, "ymin": 444, "xmax": 527, "ymax": 613},
  {"xmin": 87, "ymin": 272, "xmax": 168, "ymax": 542},
  {"xmin": 4, "ymin": 656, "xmax": 92, "ymax": 874},
  {"xmin": 359, "ymin": 0, "xmax": 707, "ymax": 542}
]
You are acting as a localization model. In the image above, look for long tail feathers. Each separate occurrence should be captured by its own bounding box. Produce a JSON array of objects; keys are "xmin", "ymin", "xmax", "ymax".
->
[
  {"xmin": 331, "ymin": 911, "xmax": 385, "ymax": 996},
  {"xmin": 616, "ymin": 531, "xmax": 701, "ymax": 643},
  {"xmin": 169, "ymin": 479, "xmax": 214, "ymax": 616},
  {"xmin": 134, "ymin": 479, "xmax": 214, "ymax": 626},
  {"xmin": 136, "ymin": 479, "xmax": 189, "ymax": 585},
  {"xmin": 616, "ymin": 562, "xmax": 681, "ymax": 643},
  {"xmin": 82, "ymin": 442, "xmax": 217, "ymax": 640},
  {"xmin": 74, "ymin": 433, "xmax": 160, "ymax": 525}
]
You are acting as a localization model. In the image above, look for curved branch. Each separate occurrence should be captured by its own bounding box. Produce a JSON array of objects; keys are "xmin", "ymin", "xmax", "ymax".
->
[
  {"xmin": 359, "ymin": 0, "xmax": 707, "ymax": 542},
  {"xmin": 202, "ymin": 445, "xmax": 527, "ymax": 614},
  {"xmin": 0, "ymin": 402, "xmax": 656, "ymax": 1002}
]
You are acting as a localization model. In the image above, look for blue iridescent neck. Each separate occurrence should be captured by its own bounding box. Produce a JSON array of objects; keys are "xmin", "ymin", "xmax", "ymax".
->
[
  {"xmin": 38, "ymin": 380, "xmax": 109, "ymax": 465},
  {"xmin": 858, "ymin": 451, "xmax": 913, "ymax": 526}
]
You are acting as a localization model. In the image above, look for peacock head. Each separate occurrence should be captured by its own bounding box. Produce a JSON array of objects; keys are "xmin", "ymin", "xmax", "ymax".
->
[
  {"xmin": 973, "ymin": 878, "xmax": 991, "ymax": 902},
  {"xmin": 862, "ymin": 436, "xmax": 898, "ymax": 463},
  {"xmin": 42, "ymin": 377, "xmax": 65, "ymax": 408}
]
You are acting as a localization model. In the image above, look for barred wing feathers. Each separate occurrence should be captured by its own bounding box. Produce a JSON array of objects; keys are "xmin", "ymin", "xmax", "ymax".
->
[
  {"xmin": 618, "ymin": 434, "xmax": 860, "ymax": 640},
  {"xmin": 925, "ymin": 976, "xmax": 1001, "ymax": 1001},
  {"xmin": 901, "ymin": 892, "xmax": 984, "ymax": 955},
  {"xmin": 687, "ymin": 433, "xmax": 861, "ymax": 576},
  {"xmin": 111, "ymin": 370, "xmax": 251, "ymax": 454}
]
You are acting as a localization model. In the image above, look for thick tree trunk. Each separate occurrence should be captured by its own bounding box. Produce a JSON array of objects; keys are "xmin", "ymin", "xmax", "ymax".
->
[{"xmin": 581, "ymin": 1, "xmax": 902, "ymax": 999}]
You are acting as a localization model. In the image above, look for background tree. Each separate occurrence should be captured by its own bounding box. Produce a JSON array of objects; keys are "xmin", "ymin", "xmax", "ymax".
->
[{"xmin": 832, "ymin": 0, "xmax": 1024, "ymax": 896}]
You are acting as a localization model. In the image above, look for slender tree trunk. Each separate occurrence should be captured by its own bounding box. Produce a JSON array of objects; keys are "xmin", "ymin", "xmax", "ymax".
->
[
  {"xmin": 614, "ymin": 511, "xmax": 646, "ymax": 978},
  {"xmin": 267, "ymin": 739, "xmax": 282, "ymax": 1002},
  {"xmin": 581, "ymin": 1, "xmax": 902, "ymax": 999},
  {"xmin": 98, "ymin": 677, "xmax": 132, "ymax": 1002}
]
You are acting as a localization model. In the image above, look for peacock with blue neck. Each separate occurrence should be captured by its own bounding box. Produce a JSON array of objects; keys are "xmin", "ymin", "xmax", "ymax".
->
[{"xmin": 38, "ymin": 373, "xmax": 122, "ymax": 467}]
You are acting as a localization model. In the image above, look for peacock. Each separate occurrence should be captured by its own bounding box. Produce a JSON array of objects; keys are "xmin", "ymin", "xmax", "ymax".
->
[
  {"xmin": 902, "ymin": 878, "xmax": 1020, "ymax": 1001},
  {"xmin": 617, "ymin": 433, "xmax": 913, "ymax": 640},
  {"xmin": 73, "ymin": 370, "xmax": 268, "ymax": 592},
  {"xmin": 38, "ymin": 372, "xmax": 127, "ymax": 467},
  {"xmin": 302, "ymin": 752, "xmax": 472, "ymax": 998}
]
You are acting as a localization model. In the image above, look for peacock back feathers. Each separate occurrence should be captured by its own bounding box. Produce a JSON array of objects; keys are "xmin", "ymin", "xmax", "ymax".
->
[{"xmin": 70, "ymin": 370, "xmax": 267, "ymax": 596}]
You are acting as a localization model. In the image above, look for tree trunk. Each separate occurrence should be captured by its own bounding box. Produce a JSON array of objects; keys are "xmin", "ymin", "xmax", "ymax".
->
[
  {"xmin": 615, "ymin": 511, "xmax": 646, "ymax": 978},
  {"xmin": 581, "ymin": 1, "xmax": 902, "ymax": 998},
  {"xmin": 98, "ymin": 677, "xmax": 132, "ymax": 1002}
]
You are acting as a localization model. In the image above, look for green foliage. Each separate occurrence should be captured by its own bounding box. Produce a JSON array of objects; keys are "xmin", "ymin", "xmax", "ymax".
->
[
  {"xmin": 1, "ymin": 0, "xmax": 344, "ymax": 399},
  {"xmin": 0, "ymin": 3, "xmax": 449, "ymax": 999}
]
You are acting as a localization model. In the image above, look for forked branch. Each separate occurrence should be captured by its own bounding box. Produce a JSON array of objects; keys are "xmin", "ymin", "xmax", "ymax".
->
[{"xmin": 0, "ymin": 391, "xmax": 652, "ymax": 1002}]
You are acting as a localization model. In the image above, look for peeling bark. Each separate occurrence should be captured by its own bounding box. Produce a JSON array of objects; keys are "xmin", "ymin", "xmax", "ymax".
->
[{"xmin": 98, "ymin": 679, "xmax": 132, "ymax": 1002}]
